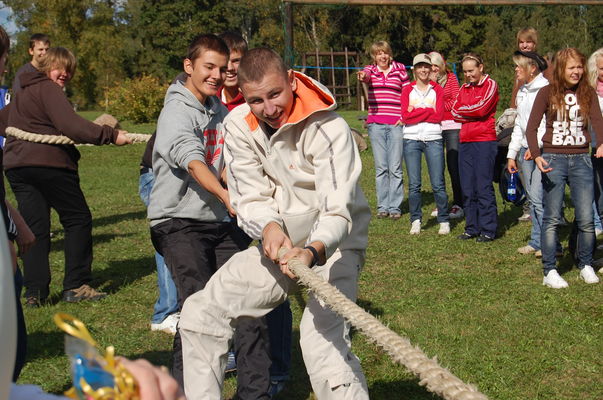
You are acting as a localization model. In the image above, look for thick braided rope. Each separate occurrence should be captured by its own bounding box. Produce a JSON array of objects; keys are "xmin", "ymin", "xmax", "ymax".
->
[
  {"xmin": 278, "ymin": 248, "xmax": 488, "ymax": 400},
  {"xmin": 5, "ymin": 126, "xmax": 151, "ymax": 144}
]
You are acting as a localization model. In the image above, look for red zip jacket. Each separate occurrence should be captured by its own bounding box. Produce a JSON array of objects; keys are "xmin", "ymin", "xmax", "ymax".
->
[
  {"xmin": 400, "ymin": 81, "xmax": 444, "ymax": 125},
  {"xmin": 451, "ymin": 74, "xmax": 499, "ymax": 143}
]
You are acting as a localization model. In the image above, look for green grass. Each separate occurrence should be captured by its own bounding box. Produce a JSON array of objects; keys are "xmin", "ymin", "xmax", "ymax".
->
[{"xmin": 7, "ymin": 111, "xmax": 602, "ymax": 400}]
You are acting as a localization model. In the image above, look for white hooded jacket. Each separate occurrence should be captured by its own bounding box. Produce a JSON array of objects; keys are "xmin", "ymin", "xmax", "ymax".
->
[
  {"xmin": 223, "ymin": 72, "xmax": 370, "ymax": 259},
  {"xmin": 507, "ymin": 73, "xmax": 549, "ymax": 160}
]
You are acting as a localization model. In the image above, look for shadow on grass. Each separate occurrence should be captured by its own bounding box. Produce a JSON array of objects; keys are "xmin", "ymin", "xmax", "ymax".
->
[
  {"xmin": 125, "ymin": 349, "xmax": 173, "ymax": 368},
  {"xmin": 357, "ymin": 298, "xmax": 385, "ymax": 317},
  {"xmin": 370, "ymin": 379, "xmax": 439, "ymax": 399},
  {"xmin": 25, "ymin": 330, "xmax": 65, "ymax": 362},
  {"xmin": 94, "ymin": 256, "xmax": 156, "ymax": 294},
  {"xmin": 93, "ymin": 210, "xmax": 147, "ymax": 228},
  {"xmin": 496, "ymin": 201, "xmax": 522, "ymax": 238},
  {"xmin": 49, "ymin": 233, "xmax": 137, "ymax": 252}
]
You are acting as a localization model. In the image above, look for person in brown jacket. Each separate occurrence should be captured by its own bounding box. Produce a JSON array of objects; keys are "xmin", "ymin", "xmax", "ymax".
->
[{"xmin": 3, "ymin": 47, "xmax": 130, "ymax": 307}]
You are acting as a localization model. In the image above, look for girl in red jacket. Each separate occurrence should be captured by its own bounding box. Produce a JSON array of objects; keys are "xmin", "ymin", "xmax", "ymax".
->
[
  {"xmin": 401, "ymin": 53, "xmax": 448, "ymax": 235},
  {"xmin": 452, "ymin": 53, "xmax": 500, "ymax": 242}
]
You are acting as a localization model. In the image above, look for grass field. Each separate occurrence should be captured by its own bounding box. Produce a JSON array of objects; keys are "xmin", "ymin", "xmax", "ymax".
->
[{"xmin": 8, "ymin": 110, "xmax": 602, "ymax": 400}]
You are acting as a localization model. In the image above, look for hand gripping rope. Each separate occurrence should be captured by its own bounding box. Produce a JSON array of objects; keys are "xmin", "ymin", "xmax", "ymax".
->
[
  {"xmin": 5, "ymin": 126, "xmax": 151, "ymax": 144},
  {"xmin": 277, "ymin": 248, "xmax": 488, "ymax": 400}
]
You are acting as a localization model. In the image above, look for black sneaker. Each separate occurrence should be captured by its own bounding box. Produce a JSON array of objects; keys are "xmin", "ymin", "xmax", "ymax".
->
[
  {"xmin": 457, "ymin": 232, "xmax": 477, "ymax": 240},
  {"xmin": 63, "ymin": 284, "xmax": 107, "ymax": 303},
  {"xmin": 25, "ymin": 296, "xmax": 42, "ymax": 308},
  {"xmin": 476, "ymin": 234, "xmax": 495, "ymax": 243}
]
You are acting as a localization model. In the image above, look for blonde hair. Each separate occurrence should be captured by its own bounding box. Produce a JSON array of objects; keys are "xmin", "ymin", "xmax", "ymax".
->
[
  {"xmin": 516, "ymin": 27, "xmax": 538, "ymax": 49},
  {"xmin": 37, "ymin": 47, "xmax": 76, "ymax": 77},
  {"xmin": 512, "ymin": 53, "xmax": 538, "ymax": 78},
  {"xmin": 587, "ymin": 47, "xmax": 603, "ymax": 89},
  {"xmin": 369, "ymin": 41, "xmax": 393, "ymax": 62},
  {"xmin": 428, "ymin": 51, "xmax": 448, "ymax": 86}
]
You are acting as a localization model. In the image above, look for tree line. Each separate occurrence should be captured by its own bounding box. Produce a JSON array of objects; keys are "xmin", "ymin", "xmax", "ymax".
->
[{"xmin": 3, "ymin": 0, "xmax": 602, "ymax": 110}]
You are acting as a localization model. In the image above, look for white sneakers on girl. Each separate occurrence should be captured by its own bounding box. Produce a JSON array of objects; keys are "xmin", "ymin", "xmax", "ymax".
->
[
  {"xmin": 409, "ymin": 220, "xmax": 421, "ymax": 235},
  {"xmin": 542, "ymin": 270, "xmax": 568, "ymax": 289}
]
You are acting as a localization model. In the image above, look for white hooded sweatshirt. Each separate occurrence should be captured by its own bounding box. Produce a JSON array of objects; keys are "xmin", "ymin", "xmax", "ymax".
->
[
  {"xmin": 224, "ymin": 72, "xmax": 371, "ymax": 258},
  {"xmin": 507, "ymin": 73, "xmax": 549, "ymax": 160}
]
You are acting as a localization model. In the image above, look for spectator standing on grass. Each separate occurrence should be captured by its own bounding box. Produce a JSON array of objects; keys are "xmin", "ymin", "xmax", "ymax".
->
[
  {"xmin": 429, "ymin": 51, "xmax": 464, "ymax": 220},
  {"xmin": 12, "ymin": 33, "xmax": 49, "ymax": 96},
  {"xmin": 587, "ymin": 48, "xmax": 603, "ymax": 272},
  {"xmin": 452, "ymin": 53, "xmax": 499, "ymax": 243},
  {"xmin": 509, "ymin": 28, "xmax": 554, "ymax": 223},
  {"xmin": 358, "ymin": 41, "xmax": 409, "ymax": 220},
  {"xmin": 526, "ymin": 48, "xmax": 603, "ymax": 289},
  {"xmin": 3, "ymin": 47, "xmax": 131, "ymax": 307},
  {"xmin": 401, "ymin": 53, "xmax": 449, "ymax": 235},
  {"xmin": 147, "ymin": 34, "xmax": 273, "ymax": 397},
  {"xmin": 506, "ymin": 51, "xmax": 551, "ymax": 257}
]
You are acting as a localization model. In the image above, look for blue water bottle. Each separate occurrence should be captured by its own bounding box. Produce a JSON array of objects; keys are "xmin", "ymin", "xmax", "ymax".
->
[{"xmin": 507, "ymin": 172, "xmax": 517, "ymax": 202}]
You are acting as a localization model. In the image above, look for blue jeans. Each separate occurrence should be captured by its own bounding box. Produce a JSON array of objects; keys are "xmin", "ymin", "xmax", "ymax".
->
[
  {"xmin": 403, "ymin": 138, "xmax": 449, "ymax": 223},
  {"xmin": 541, "ymin": 153, "xmax": 594, "ymax": 274},
  {"xmin": 139, "ymin": 170, "xmax": 179, "ymax": 323},
  {"xmin": 517, "ymin": 147, "xmax": 543, "ymax": 250},
  {"xmin": 368, "ymin": 123, "xmax": 404, "ymax": 214}
]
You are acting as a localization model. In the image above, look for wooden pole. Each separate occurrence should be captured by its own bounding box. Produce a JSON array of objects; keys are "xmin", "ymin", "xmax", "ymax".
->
[
  {"xmin": 287, "ymin": 0, "xmax": 600, "ymax": 4},
  {"xmin": 283, "ymin": 2, "xmax": 294, "ymax": 67},
  {"xmin": 330, "ymin": 48, "xmax": 336, "ymax": 96},
  {"xmin": 344, "ymin": 47, "xmax": 351, "ymax": 106}
]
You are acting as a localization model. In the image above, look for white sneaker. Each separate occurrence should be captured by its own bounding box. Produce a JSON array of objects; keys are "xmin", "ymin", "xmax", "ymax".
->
[
  {"xmin": 449, "ymin": 205, "xmax": 464, "ymax": 219},
  {"xmin": 438, "ymin": 222, "xmax": 450, "ymax": 235},
  {"xmin": 542, "ymin": 270, "xmax": 568, "ymax": 289},
  {"xmin": 430, "ymin": 208, "xmax": 438, "ymax": 217},
  {"xmin": 517, "ymin": 245, "xmax": 537, "ymax": 255},
  {"xmin": 517, "ymin": 213, "xmax": 531, "ymax": 222},
  {"xmin": 151, "ymin": 312, "xmax": 180, "ymax": 334},
  {"xmin": 579, "ymin": 266, "xmax": 600, "ymax": 284},
  {"xmin": 410, "ymin": 219, "xmax": 421, "ymax": 235}
]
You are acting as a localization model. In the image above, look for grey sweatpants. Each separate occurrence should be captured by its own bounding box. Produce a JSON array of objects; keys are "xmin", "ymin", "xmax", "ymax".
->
[{"xmin": 179, "ymin": 245, "xmax": 369, "ymax": 399}]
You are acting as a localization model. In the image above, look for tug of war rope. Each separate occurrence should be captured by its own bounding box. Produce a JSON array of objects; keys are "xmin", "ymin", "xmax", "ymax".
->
[{"xmin": 277, "ymin": 248, "xmax": 488, "ymax": 400}]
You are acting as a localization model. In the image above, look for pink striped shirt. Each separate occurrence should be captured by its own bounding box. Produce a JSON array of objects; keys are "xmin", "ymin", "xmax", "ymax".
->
[{"xmin": 362, "ymin": 61, "xmax": 410, "ymax": 124}]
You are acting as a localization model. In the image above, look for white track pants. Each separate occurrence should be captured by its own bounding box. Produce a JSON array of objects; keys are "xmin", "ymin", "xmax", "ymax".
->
[{"xmin": 180, "ymin": 245, "xmax": 369, "ymax": 399}]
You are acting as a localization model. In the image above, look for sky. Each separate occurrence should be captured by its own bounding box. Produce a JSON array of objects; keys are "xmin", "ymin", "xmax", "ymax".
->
[{"xmin": 0, "ymin": 3, "xmax": 17, "ymax": 35}]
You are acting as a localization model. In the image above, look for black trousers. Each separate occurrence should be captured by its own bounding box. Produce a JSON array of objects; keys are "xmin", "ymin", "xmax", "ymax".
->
[
  {"xmin": 6, "ymin": 167, "xmax": 93, "ymax": 299},
  {"xmin": 151, "ymin": 218, "xmax": 271, "ymax": 399}
]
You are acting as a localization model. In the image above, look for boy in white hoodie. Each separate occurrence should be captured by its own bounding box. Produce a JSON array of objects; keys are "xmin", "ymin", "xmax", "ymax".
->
[{"xmin": 179, "ymin": 48, "xmax": 371, "ymax": 399}]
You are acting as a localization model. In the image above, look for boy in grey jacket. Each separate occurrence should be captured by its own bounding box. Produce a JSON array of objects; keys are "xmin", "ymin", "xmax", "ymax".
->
[{"xmin": 148, "ymin": 34, "xmax": 270, "ymax": 396}]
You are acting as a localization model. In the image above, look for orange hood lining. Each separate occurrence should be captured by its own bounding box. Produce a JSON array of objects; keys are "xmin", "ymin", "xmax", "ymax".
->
[{"xmin": 244, "ymin": 71, "xmax": 334, "ymax": 131}]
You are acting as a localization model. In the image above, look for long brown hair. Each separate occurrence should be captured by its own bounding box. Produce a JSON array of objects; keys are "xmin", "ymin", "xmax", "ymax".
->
[{"xmin": 550, "ymin": 48, "xmax": 593, "ymax": 126}]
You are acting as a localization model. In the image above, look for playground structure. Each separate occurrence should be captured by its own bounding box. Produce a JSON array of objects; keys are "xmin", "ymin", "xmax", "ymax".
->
[{"xmin": 297, "ymin": 49, "xmax": 364, "ymax": 109}]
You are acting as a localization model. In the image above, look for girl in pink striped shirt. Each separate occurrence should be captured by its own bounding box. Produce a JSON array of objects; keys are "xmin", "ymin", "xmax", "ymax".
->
[{"xmin": 358, "ymin": 41, "xmax": 410, "ymax": 219}]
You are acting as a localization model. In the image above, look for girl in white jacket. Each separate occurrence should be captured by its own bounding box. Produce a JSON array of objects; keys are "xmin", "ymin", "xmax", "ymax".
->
[{"xmin": 506, "ymin": 51, "xmax": 549, "ymax": 256}]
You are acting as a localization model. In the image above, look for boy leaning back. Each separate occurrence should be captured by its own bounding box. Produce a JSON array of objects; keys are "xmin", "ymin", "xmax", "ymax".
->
[
  {"xmin": 147, "ymin": 34, "xmax": 255, "ymax": 387},
  {"xmin": 180, "ymin": 48, "xmax": 371, "ymax": 399}
]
